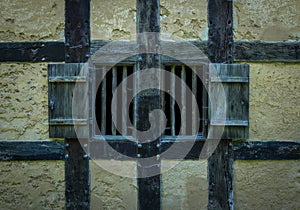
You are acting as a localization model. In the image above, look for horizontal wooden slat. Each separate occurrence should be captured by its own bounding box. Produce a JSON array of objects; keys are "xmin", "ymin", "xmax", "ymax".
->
[
  {"xmin": 0, "ymin": 140, "xmax": 299, "ymax": 161},
  {"xmin": 49, "ymin": 119, "xmax": 88, "ymax": 126},
  {"xmin": 210, "ymin": 77, "xmax": 249, "ymax": 83},
  {"xmin": 49, "ymin": 76, "xmax": 87, "ymax": 83},
  {"xmin": 210, "ymin": 120, "xmax": 248, "ymax": 126},
  {"xmin": 0, "ymin": 41, "xmax": 299, "ymax": 63}
]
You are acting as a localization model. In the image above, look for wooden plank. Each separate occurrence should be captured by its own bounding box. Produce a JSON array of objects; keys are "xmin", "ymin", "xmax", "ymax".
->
[
  {"xmin": 0, "ymin": 141, "xmax": 64, "ymax": 161},
  {"xmin": 234, "ymin": 41, "xmax": 300, "ymax": 62},
  {"xmin": 1, "ymin": 140, "xmax": 299, "ymax": 161},
  {"xmin": 0, "ymin": 41, "xmax": 65, "ymax": 62},
  {"xmin": 65, "ymin": 139, "xmax": 90, "ymax": 210},
  {"xmin": 233, "ymin": 140, "xmax": 300, "ymax": 160},
  {"xmin": 100, "ymin": 67, "xmax": 107, "ymax": 134},
  {"xmin": 64, "ymin": 0, "xmax": 91, "ymax": 209},
  {"xmin": 65, "ymin": 0, "xmax": 90, "ymax": 63},
  {"xmin": 192, "ymin": 66, "xmax": 198, "ymax": 134},
  {"xmin": 48, "ymin": 63, "xmax": 89, "ymax": 139},
  {"xmin": 209, "ymin": 64, "xmax": 249, "ymax": 139},
  {"xmin": 122, "ymin": 66, "xmax": 128, "ymax": 135},
  {"xmin": 0, "ymin": 41, "xmax": 299, "ymax": 63},
  {"xmin": 170, "ymin": 65, "xmax": 176, "ymax": 136},
  {"xmin": 207, "ymin": 0, "xmax": 234, "ymax": 209},
  {"xmin": 181, "ymin": 65, "xmax": 187, "ymax": 135},
  {"xmin": 136, "ymin": 1, "xmax": 161, "ymax": 210}
]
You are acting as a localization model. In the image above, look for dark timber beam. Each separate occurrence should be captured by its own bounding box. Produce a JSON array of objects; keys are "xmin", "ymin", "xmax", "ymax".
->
[
  {"xmin": 207, "ymin": 0, "xmax": 234, "ymax": 209},
  {"xmin": 1, "ymin": 140, "xmax": 300, "ymax": 161},
  {"xmin": 0, "ymin": 41, "xmax": 299, "ymax": 63},
  {"xmin": 64, "ymin": 0, "xmax": 91, "ymax": 209},
  {"xmin": 136, "ymin": 0, "xmax": 161, "ymax": 210},
  {"xmin": 0, "ymin": 141, "xmax": 64, "ymax": 161}
]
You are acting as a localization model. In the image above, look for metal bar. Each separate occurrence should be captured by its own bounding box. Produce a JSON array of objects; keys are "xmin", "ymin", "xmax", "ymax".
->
[
  {"xmin": 171, "ymin": 65, "xmax": 176, "ymax": 136},
  {"xmin": 112, "ymin": 66, "xmax": 117, "ymax": 135}
]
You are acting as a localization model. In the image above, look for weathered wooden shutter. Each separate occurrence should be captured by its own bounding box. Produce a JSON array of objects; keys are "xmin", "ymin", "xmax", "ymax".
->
[
  {"xmin": 208, "ymin": 64, "xmax": 249, "ymax": 139},
  {"xmin": 48, "ymin": 63, "xmax": 89, "ymax": 138}
]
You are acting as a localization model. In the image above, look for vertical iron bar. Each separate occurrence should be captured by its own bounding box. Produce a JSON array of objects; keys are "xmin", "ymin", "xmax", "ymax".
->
[
  {"xmin": 207, "ymin": 0, "xmax": 234, "ymax": 209},
  {"xmin": 64, "ymin": 0, "xmax": 90, "ymax": 209}
]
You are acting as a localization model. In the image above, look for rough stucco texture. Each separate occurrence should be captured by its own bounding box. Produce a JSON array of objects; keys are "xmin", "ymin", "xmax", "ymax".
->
[
  {"xmin": 234, "ymin": 0, "xmax": 300, "ymax": 41},
  {"xmin": 0, "ymin": 0, "xmax": 299, "ymax": 41},
  {"xmin": 249, "ymin": 63, "xmax": 300, "ymax": 140},
  {"xmin": 235, "ymin": 160, "xmax": 300, "ymax": 210},
  {"xmin": 90, "ymin": 0, "xmax": 300, "ymax": 41},
  {"xmin": 0, "ymin": 63, "xmax": 49, "ymax": 140},
  {"xmin": 0, "ymin": 161, "xmax": 64, "ymax": 210},
  {"xmin": 0, "ymin": 0, "xmax": 64, "ymax": 41}
]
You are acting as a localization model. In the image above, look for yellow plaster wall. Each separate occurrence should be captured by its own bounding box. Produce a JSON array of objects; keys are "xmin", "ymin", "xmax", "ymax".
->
[
  {"xmin": 0, "ymin": 0, "xmax": 299, "ymax": 209},
  {"xmin": 0, "ymin": 161, "xmax": 64, "ymax": 210}
]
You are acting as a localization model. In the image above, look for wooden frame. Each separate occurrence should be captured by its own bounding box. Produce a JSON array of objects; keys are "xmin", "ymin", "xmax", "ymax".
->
[
  {"xmin": 1, "ymin": 140, "xmax": 299, "ymax": 161},
  {"xmin": 0, "ymin": 0, "xmax": 299, "ymax": 209},
  {"xmin": 1, "ymin": 41, "xmax": 299, "ymax": 63}
]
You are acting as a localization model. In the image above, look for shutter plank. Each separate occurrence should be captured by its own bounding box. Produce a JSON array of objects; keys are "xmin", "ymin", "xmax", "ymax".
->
[
  {"xmin": 48, "ymin": 63, "xmax": 89, "ymax": 138},
  {"xmin": 209, "ymin": 63, "xmax": 249, "ymax": 139}
]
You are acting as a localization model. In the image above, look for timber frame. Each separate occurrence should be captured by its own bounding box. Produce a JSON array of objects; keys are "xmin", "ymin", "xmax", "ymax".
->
[
  {"xmin": 1, "ymin": 40, "xmax": 299, "ymax": 63},
  {"xmin": 0, "ymin": 0, "xmax": 299, "ymax": 210}
]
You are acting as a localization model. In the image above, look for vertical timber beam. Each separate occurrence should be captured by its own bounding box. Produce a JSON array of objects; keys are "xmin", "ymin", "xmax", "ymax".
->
[
  {"xmin": 136, "ymin": 0, "xmax": 161, "ymax": 210},
  {"xmin": 207, "ymin": 0, "xmax": 234, "ymax": 210},
  {"xmin": 65, "ymin": 0, "xmax": 90, "ymax": 209}
]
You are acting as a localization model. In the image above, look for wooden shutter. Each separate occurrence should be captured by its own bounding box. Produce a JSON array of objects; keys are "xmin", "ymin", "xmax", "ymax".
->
[
  {"xmin": 48, "ymin": 63, "xmax": 89, "ymax": 138},
  {"xmin": 208, "ymin": 64, "xmax": 249, "ymax": 139}
]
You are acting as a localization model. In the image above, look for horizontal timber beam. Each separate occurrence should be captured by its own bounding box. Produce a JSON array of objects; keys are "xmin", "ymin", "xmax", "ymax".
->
[
  {"xmin": 233, "ymin": 140, "xmax": 300, "ymax": 160},
  {"xmin": 0, "ymin": 41, "xmax": 65, "ymax": 62},
  {"xmin": 0, "ymin": 140, "xmax": 299, "ymax": 161},
  {"xmin": 0, "ymin": 41, "xmax": 299, "ymax": 63},
  {"xmin": 0, "ymin": 140, "xmax": 64, "ymax": 160}
]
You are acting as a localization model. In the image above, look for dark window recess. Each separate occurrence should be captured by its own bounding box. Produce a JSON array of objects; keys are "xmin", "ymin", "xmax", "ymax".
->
[{"xmin": 95, "ymin": 64, "xmax": 207, "ymax": 138}]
